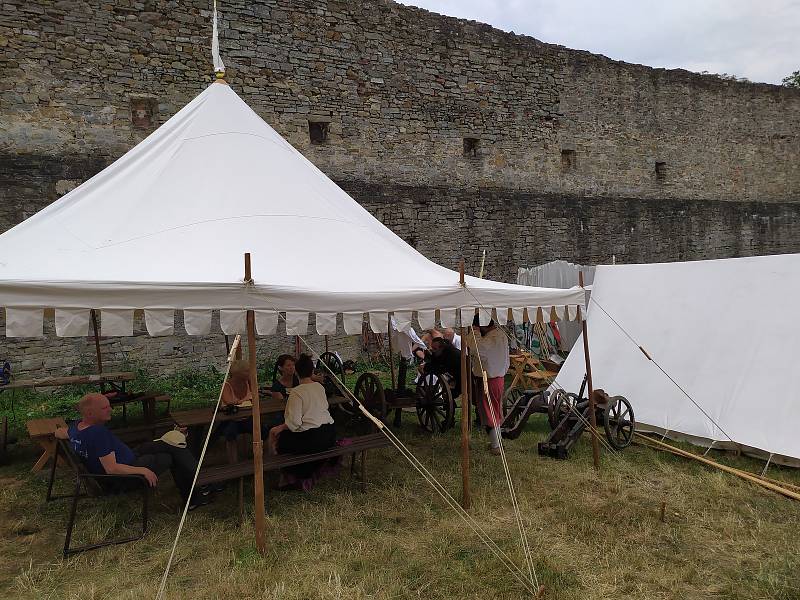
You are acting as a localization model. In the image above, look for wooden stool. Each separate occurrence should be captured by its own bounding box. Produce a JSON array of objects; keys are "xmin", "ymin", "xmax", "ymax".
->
[{"xmin": 26, "ymin": 417, "xmax": 68, "ymax": 472}]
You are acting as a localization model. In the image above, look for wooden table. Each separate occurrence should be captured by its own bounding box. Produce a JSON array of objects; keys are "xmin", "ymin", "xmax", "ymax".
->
[
  {"xmin": 507, "ymin": 353, "xmax": 559, "ymax": 391},
  {"xmin": 0, "ymin": 371, "xmax": 134, "ymax": 390},
  {"xmin": 26, "ymin": 417, "xmax": 68, "ymax": 472},
  {"xmin": 171, "ymin": 395, "xmax": 349, "ymax": 428}
]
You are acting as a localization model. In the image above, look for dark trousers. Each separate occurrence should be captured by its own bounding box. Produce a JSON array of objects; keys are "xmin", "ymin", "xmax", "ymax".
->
[
  {"xmin": 277, "ymin": 423, "xmax": 336, "ymax": 478},
  {"xmin": 132, "ymin": 440, "xmax": 198, "ymax": 501}
]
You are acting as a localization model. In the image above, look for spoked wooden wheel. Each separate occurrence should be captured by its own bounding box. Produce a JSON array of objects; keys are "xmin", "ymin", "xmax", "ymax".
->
[
  {"xmin": 353, "ymin": 372, "xmax": 387, "ymax": 421},
  {"xmin": 415, "ymin": 374, "xmax": 454, "ymax": 433},
  {"xmin": 502, "ymin": 387, "xmax": 523, "ymax": 417},
  {"xmin": 548, "ymin": 389, "xmax": 580, "ymax": 429},
  {"xmin": 316, "ymin": 352, "xmax": 345, "ymax": 399},
  {"xmin": 604, "ymin": 395, "xmax": 635, "ymax": 449}
]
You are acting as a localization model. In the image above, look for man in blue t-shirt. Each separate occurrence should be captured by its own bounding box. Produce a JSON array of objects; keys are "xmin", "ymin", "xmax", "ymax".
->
[{"xmin": 57, "ymin": 393, "xmax": 208, "ymax": 509}]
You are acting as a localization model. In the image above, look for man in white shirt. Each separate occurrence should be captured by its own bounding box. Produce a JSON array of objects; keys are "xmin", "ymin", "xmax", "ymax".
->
[
  {"xmin": 442, "ymin": 328, "xmax": 462, "ymax": 350},
  {"xmin": 466, "ymin": 317, "xmax": 510, "ymax": 455}
]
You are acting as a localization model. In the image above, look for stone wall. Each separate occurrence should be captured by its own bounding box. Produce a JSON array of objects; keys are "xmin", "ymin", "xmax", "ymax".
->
[{"xmin": 1, "ymin": 0, "xmax": 799, "ymax": 376}]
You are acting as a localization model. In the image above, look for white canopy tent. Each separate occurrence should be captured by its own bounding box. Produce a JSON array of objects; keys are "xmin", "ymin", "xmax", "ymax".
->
[
  {"xmin": 555, "ymin": 254, "xmax": 800, "ymax": 463},
  {"xmin": 0, "ymin": 80, "xmax": 584, "ymax": 339}
]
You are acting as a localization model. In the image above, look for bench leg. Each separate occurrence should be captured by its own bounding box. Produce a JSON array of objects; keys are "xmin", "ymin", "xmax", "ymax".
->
[{"xmin": 350, "ymin": 453, "xmax": 356, "ymax": 478}]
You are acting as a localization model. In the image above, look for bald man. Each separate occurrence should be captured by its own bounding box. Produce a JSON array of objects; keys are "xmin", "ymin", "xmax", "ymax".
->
[{"xmin": 57, "ymin": 393, "xmax": 208, "ymax": 509}]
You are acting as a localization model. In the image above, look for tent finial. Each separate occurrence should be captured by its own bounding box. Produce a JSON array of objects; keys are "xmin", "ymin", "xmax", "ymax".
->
[{"xmin": 211, "ymin": 0, "xmax": 226, "ymax": 81}]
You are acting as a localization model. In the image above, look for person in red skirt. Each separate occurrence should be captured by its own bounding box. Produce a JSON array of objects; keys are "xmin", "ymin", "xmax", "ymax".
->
[{"xmin": 468, "ymin": 316, "xmax": 510, "ymax": 455}]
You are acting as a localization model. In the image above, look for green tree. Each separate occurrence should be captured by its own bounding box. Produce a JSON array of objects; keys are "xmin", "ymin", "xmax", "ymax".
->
[{"xmin": 782, "ymin": 70, "xmax": 800, "ymax": 88}]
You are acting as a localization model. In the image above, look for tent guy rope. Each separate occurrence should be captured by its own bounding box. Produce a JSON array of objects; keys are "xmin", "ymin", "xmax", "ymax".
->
[{"xmin": 467, "ymin": 326, "xmax": 540, "ymax": 593}]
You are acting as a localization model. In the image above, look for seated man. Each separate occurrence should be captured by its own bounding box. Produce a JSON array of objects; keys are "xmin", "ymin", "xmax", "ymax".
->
[
  {"xmin": 56, "ymin": 393, "xmax": 209, "ymax": 509},
  {"xmin": 420, "ymin": 337, "xmax": 462, "ymax": 398}
]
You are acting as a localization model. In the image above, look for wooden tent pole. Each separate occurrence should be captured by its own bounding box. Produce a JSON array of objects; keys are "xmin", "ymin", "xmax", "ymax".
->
[
  {"xmin": 459, "ymin": 259, "xmax": 471, "ymax": 509},
  {"xmin": 90, "ymin": 309, "xmax": 103, "ymax": 374},
  {"xmin": 387, "ymin": 321, "xmax": 396, "ymax": 390},
  {"xmin": 244, "ymin": 253, "xmax": 267, "ymax": 555},
  {"xmin": 579, "ymin": 271, "xmax": 601, "ymax": 470}
]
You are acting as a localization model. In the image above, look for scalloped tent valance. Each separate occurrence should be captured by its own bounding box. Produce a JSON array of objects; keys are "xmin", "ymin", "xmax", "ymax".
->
[{"xmin": 0, "ymin": 81, "xmax": 584, "ymax": 338}]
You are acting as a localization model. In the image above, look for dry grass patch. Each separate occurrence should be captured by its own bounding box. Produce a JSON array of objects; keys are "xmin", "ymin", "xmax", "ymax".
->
[{"xmin": 1, "ymin": 412, "xmax": 799, "ymax": 599}]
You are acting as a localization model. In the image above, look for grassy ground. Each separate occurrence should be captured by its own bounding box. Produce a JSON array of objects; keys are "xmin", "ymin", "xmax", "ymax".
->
[{"xmin": 1, "ymin": 368, "xmax": 799, "ymax": 599}]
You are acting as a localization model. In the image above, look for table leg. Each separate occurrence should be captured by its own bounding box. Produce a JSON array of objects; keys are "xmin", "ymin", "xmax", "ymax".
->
[{"xmin": 31, "ymin": 439, "xmax": 55, "ymax": 472}]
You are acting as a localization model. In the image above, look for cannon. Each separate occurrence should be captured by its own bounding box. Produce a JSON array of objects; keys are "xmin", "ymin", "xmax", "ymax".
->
[{"xmin": 538, "ymin": 377, "xmax": 635, "ymax": 459}]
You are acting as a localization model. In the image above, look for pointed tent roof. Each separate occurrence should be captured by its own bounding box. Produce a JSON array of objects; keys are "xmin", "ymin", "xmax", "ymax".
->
[{"xmin": 0, "ymin": 81, "xmax": 584, "ymax": 337}]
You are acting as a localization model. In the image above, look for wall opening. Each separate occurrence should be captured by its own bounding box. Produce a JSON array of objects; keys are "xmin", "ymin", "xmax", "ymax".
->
[
  {"xmin": 463, "ymin": 137, "xmax": 480, "ymax": 158},
  {"xmin": 561, "ymin": 149, "xmax": 576, "ymax": 172},
  {"xmin": 655, "ymin": 161, "xmax": 667, "ymax": 181},
  {"xmin": 308, "ymin": 121, "xmax": 330, "ymax": 145},
  {"xmin": 129, "ymin": 96, "xmax": 158, "ymax": 130}
]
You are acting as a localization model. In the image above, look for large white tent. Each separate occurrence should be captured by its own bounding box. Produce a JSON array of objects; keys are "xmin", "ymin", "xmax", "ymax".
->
[
  {"xmin": 0, "ymin": 80, "xmax": 584, "ymax": 338},
  {"xmin": 555, "ymin": 254, "xmax": 800, "ymax": 463}
]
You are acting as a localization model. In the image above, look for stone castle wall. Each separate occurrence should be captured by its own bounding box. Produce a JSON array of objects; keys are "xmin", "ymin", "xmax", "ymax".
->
[{"xmin": 1, "ymin": 0, "xmax": 799, "ymax": 376}]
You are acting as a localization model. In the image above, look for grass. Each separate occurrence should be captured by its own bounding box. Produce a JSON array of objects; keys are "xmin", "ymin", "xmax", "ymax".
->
[{"xmin": 1, "ymin": 367, "xmax": 800, "ymax": 599}]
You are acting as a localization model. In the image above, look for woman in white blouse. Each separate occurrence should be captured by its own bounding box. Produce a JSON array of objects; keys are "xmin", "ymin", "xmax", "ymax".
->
[{"xmin": 268, "ymin": 354, "xmax": 335, "ymax": 468}]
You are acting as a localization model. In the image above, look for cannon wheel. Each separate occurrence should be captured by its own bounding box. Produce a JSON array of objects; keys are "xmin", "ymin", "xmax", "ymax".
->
[
  {"xmin": 316, "ymin": 352, "xmax": 346, "ymax": 399},
  {"xmin": 415, "ymin": 374, "xmax": 454, "ymax": 433},
  {"xmin": 502, "ymin": 386, "xmax": 523, "ymax": 417},
  {"xmin": 548, "ymin": 389, "xmax": 580, "ymax": 429},
  {"xmin": 604, "ymin": 395, "xmax": 635, "ymax": 449},
  {"xmin": 353, "ymin": 372, "xmax": 387, "ymax": 421}
]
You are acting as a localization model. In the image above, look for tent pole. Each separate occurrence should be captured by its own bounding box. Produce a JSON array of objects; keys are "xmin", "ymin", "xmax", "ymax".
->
[
  {"xmin": 387, "ymin": 322, "xmax": 396, "ymax": 390},
  {"xmin": 459, "ymin": 259, "xmax": 471, "ymax": 509},
  {"xmin": 324, "ymin": 335, "xmax": 329, "ymax": 354},
  {"xmin": 244, "ymin": 253, "xmax": 267, "ymax": 555},
  {"xmin": 579, "ymin": 271, "xmax": 601, "ymax": 470},
  {"xmin": 90, "ymin": 309, "xmax": 103, "ymax": 375}
]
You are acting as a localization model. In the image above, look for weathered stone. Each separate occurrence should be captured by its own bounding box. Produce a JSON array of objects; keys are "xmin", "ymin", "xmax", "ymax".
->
[{"xmin": 0, "ymin": 0, "xmax": 798, "ymax": 376}]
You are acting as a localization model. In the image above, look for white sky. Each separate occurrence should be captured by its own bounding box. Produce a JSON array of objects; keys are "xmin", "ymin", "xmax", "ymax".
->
[{"xmin": 399, "ymin": 0, "xmax": 800, "ymax": 84}]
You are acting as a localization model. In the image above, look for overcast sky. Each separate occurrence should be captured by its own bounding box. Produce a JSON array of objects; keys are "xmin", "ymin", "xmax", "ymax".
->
[{"xmin": 399, "ymin": 0, "xmax": 799, "ymax": 85}]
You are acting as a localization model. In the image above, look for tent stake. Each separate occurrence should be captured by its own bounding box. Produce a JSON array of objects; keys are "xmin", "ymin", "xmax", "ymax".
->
[
  {"xmin": 459, "ymin": 259, "xmax": 471, "ymax": 509},
  {"xmin": 244, "ymin": 253, "xmax": 267, "ymax": 555},
  {"xmin": 578, "ymin": 271, "xmax": 601, "ymax": 470}
]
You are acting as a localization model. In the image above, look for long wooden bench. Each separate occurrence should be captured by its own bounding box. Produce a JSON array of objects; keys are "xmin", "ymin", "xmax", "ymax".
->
[{"xmin": 197, "ymin": 433, "xmax": 391, "ymax": 511}]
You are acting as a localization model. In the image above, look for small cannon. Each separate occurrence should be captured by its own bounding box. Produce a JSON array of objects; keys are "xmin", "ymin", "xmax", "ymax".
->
[{"xmin": 537, "ymin": 377, "xmax": 635, "ymax": 459}]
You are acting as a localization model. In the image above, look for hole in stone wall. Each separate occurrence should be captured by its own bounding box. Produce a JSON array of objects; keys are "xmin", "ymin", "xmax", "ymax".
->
[
  {"xmin": 655, "ymin": 161, "xmax": 667, "ymax": 181},
  {"xmin": 308, "ymin": 121, "xmax": 329, "ymax": 145},
  {"xmin": 463, "ymin": 137, "xmax": 480, "ymax": 158},
  {"xmin": 561, "ymin": 149, "xmax": 576, "ymax": 172},
  {"xmin": 129, "ymin": 96, "xmax": 158, "ymax": 130}
]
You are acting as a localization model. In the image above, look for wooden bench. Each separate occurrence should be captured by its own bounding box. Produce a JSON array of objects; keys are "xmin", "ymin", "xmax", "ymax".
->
[
  {"xmin": 46, "ymin": 439, "xmax": 149, "ymax": 558},
  {"xmin": 196, "ymin": 433, "xmax": 391, "ymax": 513}
]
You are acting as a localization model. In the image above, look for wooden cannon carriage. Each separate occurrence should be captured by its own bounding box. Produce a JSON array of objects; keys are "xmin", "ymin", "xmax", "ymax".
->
[
  {"xmin": 538, "ymin": 377, "xmax": 635, "ymax": 459},
  {"xmin": 498, "ymin": 375, "xmax": 635, "ymax": 457}
]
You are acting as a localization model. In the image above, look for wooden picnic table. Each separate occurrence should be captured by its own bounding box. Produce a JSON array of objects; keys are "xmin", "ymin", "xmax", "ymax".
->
[
  {"xmin": 0, "ymin": 371, "xmax": 135, "ymax": 390},
  {"xmin": 26, "ymin": 416, "xmax": 68, "ymax": 472}
]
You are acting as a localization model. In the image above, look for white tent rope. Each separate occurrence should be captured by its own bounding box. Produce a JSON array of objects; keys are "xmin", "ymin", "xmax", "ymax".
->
[
  {"xmin": 286, "ymin": 322, "xmax": 539, "ymax": 596},
  {"xmin": 467, "ymin": 326, "xmax": 539, "ymax": 591},
  {"xmin": 155, "ymin": 335, "xmax": 241, "ymax": 600}
]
